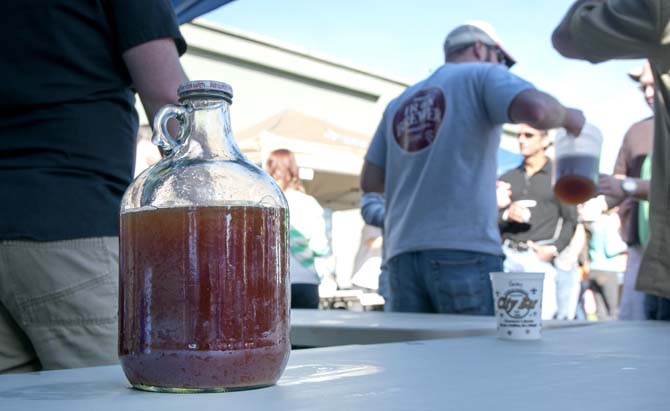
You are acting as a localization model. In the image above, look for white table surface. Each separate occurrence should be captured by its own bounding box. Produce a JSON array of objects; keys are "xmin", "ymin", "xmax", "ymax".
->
[
  {"xmin": 290, "ymin": 309, "xmax": 592, "ymax": 347},
  {"xmin": 2, "ymin": 321, "xmax": 668, "ymax": 411}
]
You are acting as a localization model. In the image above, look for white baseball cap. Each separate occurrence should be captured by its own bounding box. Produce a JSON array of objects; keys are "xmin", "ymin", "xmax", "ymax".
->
[{"xmin": 444, "ymin": 20, "xmax": 516, "ymax": 68}]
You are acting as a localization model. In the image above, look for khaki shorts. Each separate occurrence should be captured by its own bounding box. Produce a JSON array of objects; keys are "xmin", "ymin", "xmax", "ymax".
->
[{"xmin": 0, "ymin": 237, "xmax": 119, "ymax": 373}]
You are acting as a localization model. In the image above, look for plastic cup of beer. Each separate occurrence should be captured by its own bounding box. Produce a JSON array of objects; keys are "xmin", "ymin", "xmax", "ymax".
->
[
  {"xmin": 490, "ymin": 272, "xmax": 544, "ymax": 340},
  {"xmin": 553, "ymin": 123, "xmax": 603, "ymax": 205}
]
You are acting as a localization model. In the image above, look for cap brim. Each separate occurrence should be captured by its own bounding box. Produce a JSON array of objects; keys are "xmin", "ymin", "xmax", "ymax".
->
[{"xmin": 500, "ymin": 46, "xmax": 516, "ymax": 68}]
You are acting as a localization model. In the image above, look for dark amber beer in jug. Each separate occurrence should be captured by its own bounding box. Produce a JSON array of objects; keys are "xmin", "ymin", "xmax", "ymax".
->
[
  {"xmin": 553, "ymin": 124, "xmax": 603, "ymax": 205},
  {"xmin": 119, "ymin": 81, "xmax": 290, "ymax": 392}
]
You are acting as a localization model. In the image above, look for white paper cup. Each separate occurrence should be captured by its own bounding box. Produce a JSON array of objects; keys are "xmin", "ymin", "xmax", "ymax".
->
[{"xmin": 490, "ymin": 272, "xmax": 544, "ymax": 340}]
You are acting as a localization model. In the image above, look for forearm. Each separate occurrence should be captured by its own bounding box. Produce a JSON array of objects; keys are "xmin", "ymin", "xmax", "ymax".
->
[
  {"xmin": 632, "ymin": 179, "xmax": 650, "ymax": 201},
  {"xmin": 605, "ymin": 172, "xmax": 628, "ymax": 208},
  {"xmin": 555, "ymin": 219, "xmax": 578, "ymax": 252},
  {"xmin": 604, "ymin": 194, "xmax": 625, "ymax": 209},
  {"xmin": 509, "ymin": 89, "xmax": 584, "ymax": 134},
  {"xmin": 360, "ymin": 161, "xmax": 385, "ymax": 194},
  {"xmin": 555, "ymin": 204, "xmax": 579, "ymax": 252},
  {"xmin": 525, "ymin": 94, "xmax": 567, "ymax": 130},
  {"xmin": 123, "ymin": 38, "xmax": 189, "ymax": 126},
  {"xmin": 598, "ymin": 174, "xmax": 650, "ymax": 202},
  {"xmin": 360, "ymin": 193, "xmax": 385, "ymax": 228}
]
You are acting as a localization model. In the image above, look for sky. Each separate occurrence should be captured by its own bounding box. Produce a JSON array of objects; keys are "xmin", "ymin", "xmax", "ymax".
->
[{"xmin": 205, "ymin": 0, "xmax": 652, "ymax": 171}]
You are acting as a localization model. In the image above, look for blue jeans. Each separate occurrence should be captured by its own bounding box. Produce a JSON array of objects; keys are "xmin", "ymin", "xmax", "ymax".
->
[
  {"xmin": 291, "ymin": 284, "xmax": 319, "ymax": 309},
  {"xmin": 644, "ymin": 294, "xmax": 670, "ymax": 321},
  {"xmin": 386, "ymin": 250, "xmax": 502, "ymax": 315}
]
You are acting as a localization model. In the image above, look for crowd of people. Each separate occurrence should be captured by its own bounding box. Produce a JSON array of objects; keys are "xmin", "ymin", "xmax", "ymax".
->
[
  {"xmin": 0, "ymin": 0, "xmax": 668, "ymax": 376},
  {"xmin": 360, "ymin": 1, "xmax": 670, "ymax": 323},
  {"xmin": 356, "ymin": 93, "xmax": 652, "ymax": 322}
]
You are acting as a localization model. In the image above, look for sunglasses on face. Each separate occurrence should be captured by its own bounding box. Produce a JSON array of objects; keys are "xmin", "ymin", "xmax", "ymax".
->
[
  {"xmin": 486, "ymin": 45, "xmax": 508, "ymax": 67},
  {"xmin": 495, "ymin": 48, "xmax": 508, "ymax": 67},
  {"xmin": 517, "ymin": 132, "xmax": 543, "ymax": 139},
  {"xmin": 639, "ymin": 83, "xmax": 654, "ymax": 93}
]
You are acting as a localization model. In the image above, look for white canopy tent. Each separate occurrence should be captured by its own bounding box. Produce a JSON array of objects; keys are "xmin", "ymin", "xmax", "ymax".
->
[{"xmin": 237, "ymin": 110, "xmax": 371, "ymax": 211}]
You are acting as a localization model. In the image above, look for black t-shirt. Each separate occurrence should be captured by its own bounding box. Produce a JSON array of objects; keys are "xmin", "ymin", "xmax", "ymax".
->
[
  {"xmin": 498, "ymin": 160, "xmax": 579, "ymax": 253},
  {"xmin": 0, "ymin": 0, "xmax": 186, "ymax": 240}
]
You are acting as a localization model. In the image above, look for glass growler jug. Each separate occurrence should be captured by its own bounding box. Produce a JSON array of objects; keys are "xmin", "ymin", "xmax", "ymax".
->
[{"xmin": 118, "ymin": 80, "xmax": 290, "ymax": 392}]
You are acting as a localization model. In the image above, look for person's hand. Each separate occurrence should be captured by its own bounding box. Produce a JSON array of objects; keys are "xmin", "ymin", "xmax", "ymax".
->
[
  {"xmin": 597, "ymin": 174, "xmax": 625, "ymax": 199},
  {"xmin": 496, "ymin": 181, "xmax": 512, "ymax": 209},
  {"xmin": 504, "ymin": 201, "xmax": 531, "ymax": 223},
  {"xmin": 563, "ymin": 108, "xmax": 586, "ymax": 136},
  {"xmin": 529, "ymin": 241, "xmax": 558, "ymax": 263}
]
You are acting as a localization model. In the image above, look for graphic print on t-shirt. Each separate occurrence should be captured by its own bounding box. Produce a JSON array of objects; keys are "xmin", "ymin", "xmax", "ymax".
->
[{"xmin": 392, "ymin": 87, "xmax": 445, "ymax": 152}]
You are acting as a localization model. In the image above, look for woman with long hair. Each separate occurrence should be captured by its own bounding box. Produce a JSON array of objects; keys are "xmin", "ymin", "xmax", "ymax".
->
[{"xmin": 266, "ymin": 149, "xmax": 329, "ymax": 309}]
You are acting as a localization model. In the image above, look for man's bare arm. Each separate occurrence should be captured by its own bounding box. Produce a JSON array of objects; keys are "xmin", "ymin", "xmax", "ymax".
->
[
  {"xmin": 509, "ymin": 89, "xmax": 585, "ymax": 135},
  {"xmin": 123, "ymin": 38, "xmax": 189, "ymax": 126},
  {"xmin": 360, "ymin": 161, "xmax": 385, "ymax": 194}
]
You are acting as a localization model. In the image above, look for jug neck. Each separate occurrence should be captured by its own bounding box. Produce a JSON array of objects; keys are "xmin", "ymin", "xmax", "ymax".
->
[{"xmin": 181, "ymin": 98, "xmax": 243, "ymax": 161}]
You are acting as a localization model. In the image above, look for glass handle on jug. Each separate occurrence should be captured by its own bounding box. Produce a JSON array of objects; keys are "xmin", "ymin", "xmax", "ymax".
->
[{"xmin": 151, "ymin": 104, "xmax": 192, "ymax": 156}]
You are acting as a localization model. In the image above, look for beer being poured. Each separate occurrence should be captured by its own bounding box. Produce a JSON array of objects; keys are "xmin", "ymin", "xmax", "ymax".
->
[{"xmin": 553, "ymin": 124, "xmax": 603, "ymax": 205}]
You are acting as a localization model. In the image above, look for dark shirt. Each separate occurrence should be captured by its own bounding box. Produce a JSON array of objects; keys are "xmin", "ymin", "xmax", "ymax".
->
[
  {"xmin": 0, "ymin": 0, "xmax": 186, "ymax": 241},
  {"xmin": 612, "ymin": 117, "xmax": 654, "ymax": 245},
  {"xmin": 498, "ymin": 159, "xmax": 578, "ymax": 252}
]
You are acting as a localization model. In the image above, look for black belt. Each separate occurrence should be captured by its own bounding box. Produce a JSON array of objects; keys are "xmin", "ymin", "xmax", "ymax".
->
[{"xmin": 503, "ymin": 239, "xmax": 530, "ymax": 252}]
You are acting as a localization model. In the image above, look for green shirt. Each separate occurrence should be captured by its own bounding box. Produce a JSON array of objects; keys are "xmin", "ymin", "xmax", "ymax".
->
[{"xmin": 638, "ymin": 155, "xmax": 652, "ymax": 247}]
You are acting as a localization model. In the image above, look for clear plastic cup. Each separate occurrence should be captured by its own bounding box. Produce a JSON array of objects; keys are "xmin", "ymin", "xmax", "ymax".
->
[
  {"xmin": 490, "ymin": 272, "xmax": 545, "ymax": 340},
  {"xmin": 553, "ymin": 123, "xmax": 603, "ymax": 205}
]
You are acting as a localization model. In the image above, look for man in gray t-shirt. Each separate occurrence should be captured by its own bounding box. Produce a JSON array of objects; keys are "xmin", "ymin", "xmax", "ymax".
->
[{"xmin": 361, "ymin": 20, "xmax": 585, "ymax": 314}]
